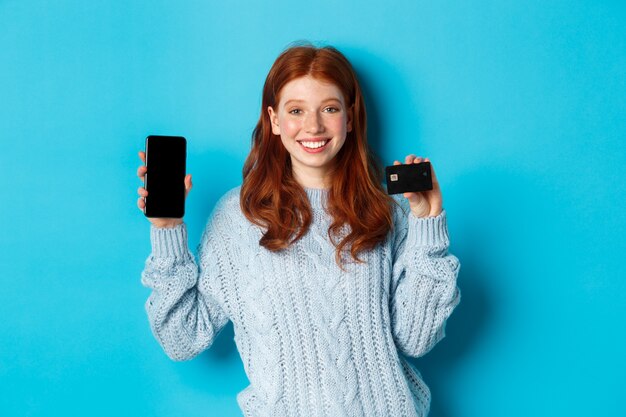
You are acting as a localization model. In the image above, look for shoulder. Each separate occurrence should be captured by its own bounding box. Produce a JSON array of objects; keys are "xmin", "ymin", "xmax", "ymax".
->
[
  {"xmin": 213, "ymin": 185, "xmax": 242, "ymax": 213},
  {"xmin": 387, "ymin": 194, "xmax": 412, "ymax": 247},
  {"xmin": 390, "ymin": 194, "xmax": 411, "ymax": 224},
  {"xmin": 204, "ymin": 185, "xmax": 244, "ymax": 233}
]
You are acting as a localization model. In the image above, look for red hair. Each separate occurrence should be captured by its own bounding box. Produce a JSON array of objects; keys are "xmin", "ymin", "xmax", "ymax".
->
[{"xmin": 241, "ymin": 43, "xmax": 395, "ymax": 268}]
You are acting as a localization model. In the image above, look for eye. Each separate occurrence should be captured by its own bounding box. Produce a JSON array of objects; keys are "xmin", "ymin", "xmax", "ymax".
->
[
  {"xmin": 324, "ymin": 107, "xmax": 340, "ymax": 113},
  {"xmin": 288, "ymin": 108, "xmax": 302, "ymax": 115}
]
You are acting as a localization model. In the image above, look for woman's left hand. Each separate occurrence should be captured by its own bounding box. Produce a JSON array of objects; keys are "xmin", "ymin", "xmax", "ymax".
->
[{"xmin": 393, "ymin": 155, "xmax": 443, "ymax": 218}]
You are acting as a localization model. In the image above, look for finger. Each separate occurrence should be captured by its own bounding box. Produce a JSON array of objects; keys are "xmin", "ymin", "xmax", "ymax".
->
[
  {"xmin": 139, "ymin": 151, "xmax": 146, "ymax": 163},
  {"xmin": 137, "ymin": 166, "xmax": 147, "ymax": 178},
  {"xmin": 137, "ymin": 186, "xmax": 148, "ymax": 197},
  {"xmin": 137, "ymin": 197, "xmax": 145, "ymax": 210},
  {"xmin": 428, "ymin": 159, "xmax": 439, "ymax": 184},
  {"xmin": 413, "ymin": 156, "xmax": 423, "ymax": 164},
  {"xmin": 403, "ymin": 191, "xmax": 421, "ymax": 204},
  {"xmin": 393, "ymin": 160, "xmax": 401, "ymax": 165},
  {"xmin": 184, "ymin": 174, "xmax": 192, "ymax": 197},
  {"xmin": 404, "ymin": 154, "xmax": 416, "ymax": 164},
  {"xmin": 419, "ymin": 157, "xmax": 438, "ymax": 185}
]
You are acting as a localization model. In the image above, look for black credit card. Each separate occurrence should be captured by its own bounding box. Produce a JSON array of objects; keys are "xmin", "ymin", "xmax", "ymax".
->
[{"xmin": 385, "ymin": 162, "xmax": 433, "ymax": 195}]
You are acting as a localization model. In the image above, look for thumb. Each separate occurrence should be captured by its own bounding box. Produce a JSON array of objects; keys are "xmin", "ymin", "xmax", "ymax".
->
[{"xmin": 184, "ymin": 174, "xmax": 192, "ymax": 196}]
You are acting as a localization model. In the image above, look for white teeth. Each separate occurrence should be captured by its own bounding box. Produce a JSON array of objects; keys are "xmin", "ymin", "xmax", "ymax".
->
[{"xmin": 300, "ymin": 140, "xmax": 328, "ymax": 149}]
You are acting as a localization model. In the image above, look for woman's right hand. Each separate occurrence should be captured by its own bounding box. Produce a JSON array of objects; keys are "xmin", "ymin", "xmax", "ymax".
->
[{"xmin": 137, "ymin": 150, "xmax": 192, "ymax": 228}]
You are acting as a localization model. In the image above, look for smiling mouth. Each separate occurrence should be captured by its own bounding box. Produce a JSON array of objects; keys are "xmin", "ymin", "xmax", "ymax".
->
[{"xmin": 298, "ymin": 139, "xmax": 330, "ymax": 149}]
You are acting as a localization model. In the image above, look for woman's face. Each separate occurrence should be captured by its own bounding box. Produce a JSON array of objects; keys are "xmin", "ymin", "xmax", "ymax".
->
[{"xmin": 268, "ymin": 75, "xmax": 353, "ymax": 188}]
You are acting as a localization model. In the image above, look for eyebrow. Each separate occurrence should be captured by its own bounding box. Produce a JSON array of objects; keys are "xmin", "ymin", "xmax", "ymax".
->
[{"xmin": 283, "ymin": 98, "xmax": 342, "ymax": 106}]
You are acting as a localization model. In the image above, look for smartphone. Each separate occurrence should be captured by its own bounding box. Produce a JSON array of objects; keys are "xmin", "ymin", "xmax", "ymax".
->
[
  {"xmin": 385, "ymin": 162, "xmax": 433, "ymax": 195},
  {"xmin": 144, "ymin": 135, "xmax": 187, "ymax": 218}
]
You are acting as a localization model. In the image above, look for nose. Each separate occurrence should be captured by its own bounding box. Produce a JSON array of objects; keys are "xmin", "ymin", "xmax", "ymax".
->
[{"xmin": 304, "ymin": 112, "xmax": 324, "ymax": 134}]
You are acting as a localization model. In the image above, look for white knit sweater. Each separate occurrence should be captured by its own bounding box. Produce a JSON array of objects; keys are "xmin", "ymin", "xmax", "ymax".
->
[{"xmin": 141, "ymin": 186, "xmax": 461, "ymax": 417}]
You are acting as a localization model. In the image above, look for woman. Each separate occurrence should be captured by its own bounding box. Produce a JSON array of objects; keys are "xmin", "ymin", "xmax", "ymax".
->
[{"xmin": 136, "ymin": 43, "xmax": 461, "ymax": 417}]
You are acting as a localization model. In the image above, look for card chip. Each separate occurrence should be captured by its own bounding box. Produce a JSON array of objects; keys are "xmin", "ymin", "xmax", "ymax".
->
[{"xmin": 390, "ymin": 174, "xmax": 398, "ymax": 181}]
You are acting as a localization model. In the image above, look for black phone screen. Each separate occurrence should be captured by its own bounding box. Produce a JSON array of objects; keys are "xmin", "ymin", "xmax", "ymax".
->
[{"xmin": 144, "ymin": 135, "xmax": 187, "ymax": 218}]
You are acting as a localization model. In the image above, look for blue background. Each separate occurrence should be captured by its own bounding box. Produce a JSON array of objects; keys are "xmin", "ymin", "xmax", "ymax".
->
[{"xmin": 1, "ymin": 1, "xmax": 624, "ymax": 416}]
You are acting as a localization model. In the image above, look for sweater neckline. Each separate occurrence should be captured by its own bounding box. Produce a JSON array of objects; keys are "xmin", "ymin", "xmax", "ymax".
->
[{"xmin": 304, "ymin": 187, "xmax": 329, "ymax": 209}]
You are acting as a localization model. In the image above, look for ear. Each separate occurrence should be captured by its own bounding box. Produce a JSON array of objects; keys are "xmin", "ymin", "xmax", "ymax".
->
[
  {"xmin": 267, "ymin": 106, "xmax": 280, "ymax": 135},
  {"xmin": 346, "ymin": 105, "xmax": 354, "ymax": 132}
]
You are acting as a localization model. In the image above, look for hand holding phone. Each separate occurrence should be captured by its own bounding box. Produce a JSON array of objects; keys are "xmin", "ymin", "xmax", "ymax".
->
[{"xmin": 136, "ymin": 135, "xmax": 191, "ymax": 228}]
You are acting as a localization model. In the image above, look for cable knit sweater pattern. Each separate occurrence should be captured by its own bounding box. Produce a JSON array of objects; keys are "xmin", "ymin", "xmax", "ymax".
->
[{"xmin": 141, "ymin": 186, "xmax": 461, "ymax": 417}]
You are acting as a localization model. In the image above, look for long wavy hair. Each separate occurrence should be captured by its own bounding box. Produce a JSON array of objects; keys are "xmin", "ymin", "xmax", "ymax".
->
[{"xmin": 241, "ymin": 43, "xmax": 395, "ymax": 269}]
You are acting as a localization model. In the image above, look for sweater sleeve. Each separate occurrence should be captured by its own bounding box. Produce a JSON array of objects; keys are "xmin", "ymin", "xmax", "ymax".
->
[
  {"xmin": 389, "ymin": 198, "xmax": 461, "ymax": 358},
  {"xmin": 140, "ymin": 197, "xmax": 234, "ymax": 361}
]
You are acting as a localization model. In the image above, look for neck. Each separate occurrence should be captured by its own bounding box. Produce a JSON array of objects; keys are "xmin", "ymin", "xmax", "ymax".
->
[{"xmin": 291, "ymin": 161, "xmax": 331, "ymax": 189}]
